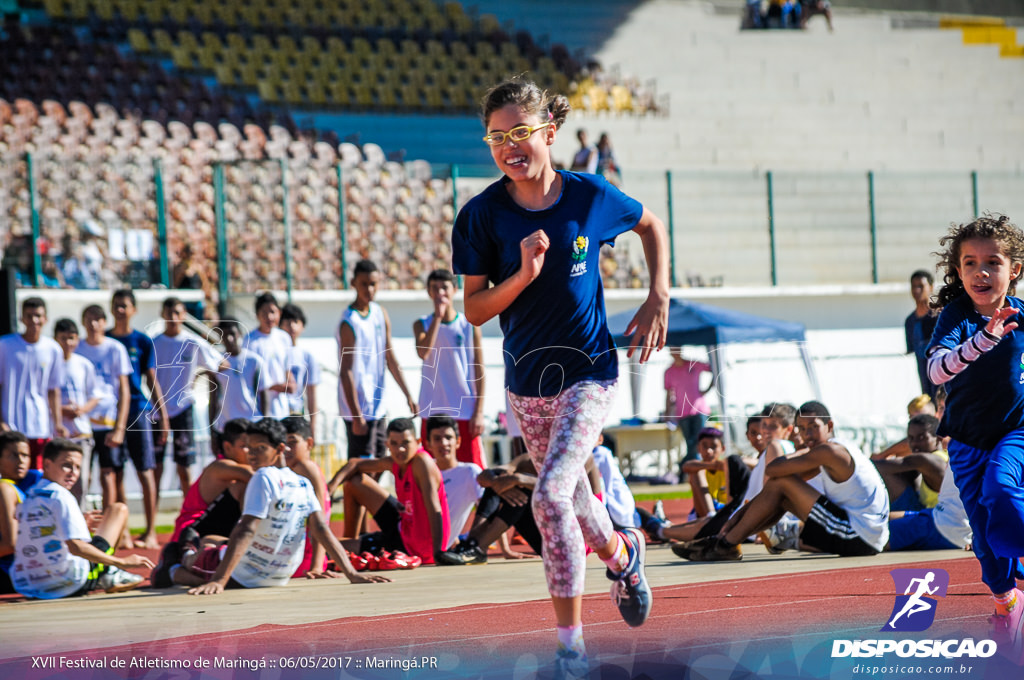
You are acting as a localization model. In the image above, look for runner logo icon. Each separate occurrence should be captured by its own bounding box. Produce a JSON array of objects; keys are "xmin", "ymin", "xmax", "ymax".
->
[{"xmin": 882, "ymin": 568, "xmax": 949, "ymax": 632}]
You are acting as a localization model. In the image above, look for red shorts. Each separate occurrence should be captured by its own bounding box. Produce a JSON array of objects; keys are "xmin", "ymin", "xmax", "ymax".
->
[
  {"xmin": 419, "ymin": 419, "xmax": 484, "ymax": 468},
  {"xmin": 191, "ymin": 544, "xmax": 228, "ymax": 581},
  {"xmin": 28, "ymin": 438, "xmax": 50, "ymax": 470}
]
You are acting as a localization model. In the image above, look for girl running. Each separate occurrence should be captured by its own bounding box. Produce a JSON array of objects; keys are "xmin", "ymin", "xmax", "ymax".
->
[
  {"xmin": 451, "ymin": 77, "xmax": 670, "ymax": 678},
  {"xmin": 926, "ymin": 213, "xmax": 1024, "ymax": 657}
]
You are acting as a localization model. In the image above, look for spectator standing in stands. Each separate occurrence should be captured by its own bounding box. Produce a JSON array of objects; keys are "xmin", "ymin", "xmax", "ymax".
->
[
  {"xmin": 800, "ymin": 0, "xmax": 833, "ymax": 31},
  {"xmin": 570, "ymin": 129, "xmax": 598, "ymax": 173},
  {"xmin": 906, "ymin": 269, "xmax": 938, "ymax": 398},
  {"xmin": 172, "ymin": 243, "xmax": 209, "ymax": 320},
  {"xmin": 414, "ymin": 269, "xmax": 485, "ymax": 468},
  {"xmin": 596, "ymin": 133, "xmax": 622, "ymax": 187},
  {"xmin": 0, "ymin": 297, "xmax": 66, "ymax": 467},
  {"xmin": 337, "ymin": 259, "xmax": 417, "ymax": 460}
]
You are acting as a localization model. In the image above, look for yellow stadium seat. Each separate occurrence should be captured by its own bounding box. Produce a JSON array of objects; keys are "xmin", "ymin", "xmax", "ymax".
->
[
  {"xmin": 43, "ymin": 0, "xmax": 67, "ymax": 19},
  {"xmin": 479, "ymin": 14, "xmax": 501, "ymax": 36},
  {"xmin": 328, "ymin": 81, "xmax": 352, "ymax": 107},
  {"xmin": 306, "ymin": 81, "xmax": 328, "ymax": 106},
  {"xmin": 258, "ymin": 81, "xmax": 281, "ymax": 103},
  {"xmin": 128, "ymin": 28, "xmax": 151, "ymax": 53},
  {"xmin": 152, "ymin": 28, "xmax": 174, "ymax": 53}
]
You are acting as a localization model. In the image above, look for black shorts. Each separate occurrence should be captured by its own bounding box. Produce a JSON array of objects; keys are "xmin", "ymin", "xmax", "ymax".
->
[
  {"xmin": 155, "ymin": 410, "xmax": 196, "ymax": 466},
  {"xmin": 800, "ymin": 495, "xmax": 879, "ymax": 557},
  {"xmin": 69, "ymin": 536, "xmax": 114, "ymax": 597},
  {"xmin": 345, "ymin": 417, "xmax": 388, "ymax": 459},
  {"xmin": 357, "ymin": 496, "xmax": 406, "ymax": 554},
  {"xmin": 191, "ymin": 489, "xmax": 242, "ymax": 538},
  {"xmin": 93, "ymin": 429, "xmax": 119, "ymax": 470},
  {"xmin": 122, "ymin": 411, "xmax": 156, "ymax": 472}
]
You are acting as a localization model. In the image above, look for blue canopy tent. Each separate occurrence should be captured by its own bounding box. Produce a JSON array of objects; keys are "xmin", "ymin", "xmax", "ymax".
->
[{"xmin": 608, "ymin": 299, "xmax": 822, "ymax": 453}]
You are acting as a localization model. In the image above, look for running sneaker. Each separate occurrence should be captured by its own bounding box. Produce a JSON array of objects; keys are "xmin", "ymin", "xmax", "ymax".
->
[
  {"xmin": 653, "ymin": 500, "xmax": 667, "ymax": 522},
  {"xmin": 391, "ymin": 551, "xmax": 422, "ymax": 569},
  {"xmin": 758, "ymin": 519, "xmax": 801, "ymax": 555},
  {"xmin": 685, "ymin": 536, "xmax": 742, "ymax": 562},
  {"xmin": 606, "ymin": 528, "xmax": 652, "ymax": 627},
  {"xmin": 670, "ymin": 539, "xmax": 707, "ymax": 560},
  {"xmin": 149, "ymin": 541, "xmax": 183, "ymax": 588},
  {"xmin": 551, "ymin": 647, "xmax": 588, "ymax": 680},
  {"xmin": 990, "ymin": 592, "xmax": 1024, "ymax": 663},
  {"xmin": 98, "ymin": 567, "xmax": 145, "ymax": 594},
  {"xmin": 347, "ymin": 552, "xmax": 369, "ymax": 572},
  {"xmin": 436, "ymin": 539, "xmax": 487, "ymax": 566}
]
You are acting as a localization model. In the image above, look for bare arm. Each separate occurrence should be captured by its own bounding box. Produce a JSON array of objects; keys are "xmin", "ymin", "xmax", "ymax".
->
[
  {"xmin": 49, "ymin": 387, "xmax": 69, "ymax": 438},
  {"xmin": 871, "ymin": 438, "xmax": 911, "ymax": 461},
  {"xmin": 0, "ymin": 485, "xmax": 18, "ymax": 559},
  {"xmin": 462, "ymin": 229, "xmax": 549, "ymax": 326},
  {"xmin": 414, "ymin": 317, "xmax": 443, "ymax": 361},
  {"xmin": 145, "ymin": 368, "xmax": 170, "ymax": 446},
  {"xmin": 875, "ymin": 453, "xmax": 947, "ymax": 493},
  {"xmin": 67, "ymin": 538, "xmax": 154, "ymax": 571},
  {"xmin": 766, "ymin": 442, "xmax": 853, "ymax": 483},
  {"xmin": 338, "ymin": 321, "xmax": 366, "ymax": 434},
  {"xmin": 412, "ymin": 456, "xmax": 446, "ymax": 559},
  {"xmin": 622, "ymin": 208, "xmax": 670, "ymax": 363},
  {"xmin": 107, "ymin": 374, "xmax": 130, "ymax": 447},
  {"xmin": 326, "ymin": 456, "xmax": 391, "ymax": 496},
  {"xmin": 469, "ymin": 325, "xmax": 486, "ymax": 438}
]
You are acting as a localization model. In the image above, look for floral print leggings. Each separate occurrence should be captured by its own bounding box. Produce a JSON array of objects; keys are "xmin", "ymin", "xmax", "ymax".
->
[{"xmin": 508, "ymin": 379, "xmax": 617, "ymax": 598}]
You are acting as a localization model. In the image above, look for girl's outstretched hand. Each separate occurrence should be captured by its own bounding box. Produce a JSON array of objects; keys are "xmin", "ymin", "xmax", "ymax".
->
[
  {"xmin": 986, "ymin": 306, "xmax": 1018, "ymax": 339},
  {"xmin": 624, "ymin": 293, "xmax": 669, "ymax": 363},
  {"xmin": 518, "ymin": 230, "xmax": 549, "ymax": 284}
]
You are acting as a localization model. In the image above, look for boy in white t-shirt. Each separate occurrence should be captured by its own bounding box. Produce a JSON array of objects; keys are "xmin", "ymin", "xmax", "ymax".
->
[
  {"xmin": 426, "ymin": 416, "xmax": 483, "ymax": 547},
  {"xmin": 0, "ymin": 297, "xmax": 66, "ymax": 467},
  {"xmin": 246, "ymin": 293, "xmax": 295, "ymax": 420},
  {"xmin": 54, "ymin": 318, "xmax": 102, "ymax": 504},
  {"xmin": 209, "ymin": 318, "xmax": 265, "ymax": 455},
  {"xmin": 178, "ymin": 419, "xmax": 390, "ymax": 594},
  {"xmin": 153, "ymin": 296, "xmax": 222, "ymax": 496},
  {"xmin": 279, "ymin": 304, "xmax": 322, "ymax": 437},
  {"xmin": 74, "ymin": 305, "xmax": 131, "ymax": 515},
  {"xmin": 12, "ymin": 438, "xmax": 153, "ymax": 599}
]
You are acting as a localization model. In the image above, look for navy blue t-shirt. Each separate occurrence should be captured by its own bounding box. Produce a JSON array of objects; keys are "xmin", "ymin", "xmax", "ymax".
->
[
  {"xmin": 452, "ymin": 170, "xmax": 643, "ymax": 397},
  {"xmin": 927, "ymin": 294, "xmax": 1024, "ymax": 450},
  {"xmin": 108, "ymin": 329, "xmax": 156, "ymax": 416}
]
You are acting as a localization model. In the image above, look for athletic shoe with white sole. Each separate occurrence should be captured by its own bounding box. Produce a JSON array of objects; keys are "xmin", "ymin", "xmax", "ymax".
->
[
  {"xmin": 552, "ymin": 648, "xmax": 588, "ymax": 680},
  {"xmin": 990, "ymin": 590, "xmax": 1024, "ymax": 664},
  {"xmin": 606, "ymin": 528, "xmax": 652, "ymax": 627},
  {"xmin": 98, "ymin": 567, "xmax": 145, "ymax": 593}
]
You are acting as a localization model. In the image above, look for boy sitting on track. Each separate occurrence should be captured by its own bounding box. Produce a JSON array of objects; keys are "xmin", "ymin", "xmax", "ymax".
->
[
  {"xmin": 176, "ymin": 419, "xmax": 388, "ymax": 593},
  {"xmin": 13, "ymin": 438, "xmax": 153, "ymax": 598},
  {"xmin": 328, "ymin": 418, "xmax": 450, "ymax": 565}
]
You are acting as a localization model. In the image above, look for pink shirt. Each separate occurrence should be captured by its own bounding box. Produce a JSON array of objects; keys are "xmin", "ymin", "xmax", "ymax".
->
[{"xmin": 664, "ymin": 361, "xmax": 711, "ymax": 417}]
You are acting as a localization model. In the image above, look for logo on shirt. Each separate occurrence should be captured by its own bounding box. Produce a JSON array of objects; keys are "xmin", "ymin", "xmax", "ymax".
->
[
  {"xmin": 30, "ymin": 525, "xmax": 56, "ymax": 539},
  {"xmin": 882, "ymin": 568, "xmax": 948, "ymax": 632},
  {"xmin": 570, "ymin": 236, "xmax": 589, "ymax": 278},
  {"xmin": 1018, "ymin": 352, "xmax": 1024, "ymax": 385},
  {"xmin": 43, "ymin": 540, "xmax": 61, "ymax": 554}
]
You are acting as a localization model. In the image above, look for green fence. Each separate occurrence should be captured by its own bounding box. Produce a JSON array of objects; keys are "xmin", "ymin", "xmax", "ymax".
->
[{"xmin": 5, "ymin": 151, "xmax": 1023, "ymax": 304}]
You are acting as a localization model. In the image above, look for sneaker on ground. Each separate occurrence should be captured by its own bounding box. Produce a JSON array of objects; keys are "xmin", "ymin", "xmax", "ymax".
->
[
  {"xmin": 990, "ymin": 595, "xmax": 1024, "ymax": 663},
  {"xmin": 552, "ymin": 648, "xmax": 588, "ymax": 680},
  {"xmin": 149, "ymin": 541, "xmax": 183, "ymax": 588},
  {"xmin": 653, "ymin": 500, "xmax": 666, "ymax": 521},
  {"xmin": 436, "ymin": 540, "xmax": 487, "ymax": 566},
  {"xmin": 391, "ymin": 551, "xmax": 422, "ymax": 569},
  {"xmin": 670, "ymin": 538, "xmax": 709, "ymax": 560},
  {"xmin": 98, "ymin": 567, "xmax": 145, "ymax": 593},
  {"xmin": 606, "ymin": 528, "xmax": 652, "ymax": 627},
  {"xmin": 687, "ymin": 536, "xmax": 742, "ymax": 562}
]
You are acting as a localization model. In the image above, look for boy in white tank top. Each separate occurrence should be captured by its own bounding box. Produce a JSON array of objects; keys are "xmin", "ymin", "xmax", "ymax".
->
[
  {"xmin": 414, "ymin": 269, "xmax": 485, "ymax": 468},
  {"xmin": 683, "ymin": 401, "xmax": 889, "ymax": 561},
  {"xmin": 337, "ymin": 260, "xmax": 417, "ymax": 460}
]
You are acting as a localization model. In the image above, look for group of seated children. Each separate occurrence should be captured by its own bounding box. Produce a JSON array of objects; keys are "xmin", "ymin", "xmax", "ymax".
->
[{"xmin": 654, "ymin": 393, "xmax": 971, "ymax": 562}]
